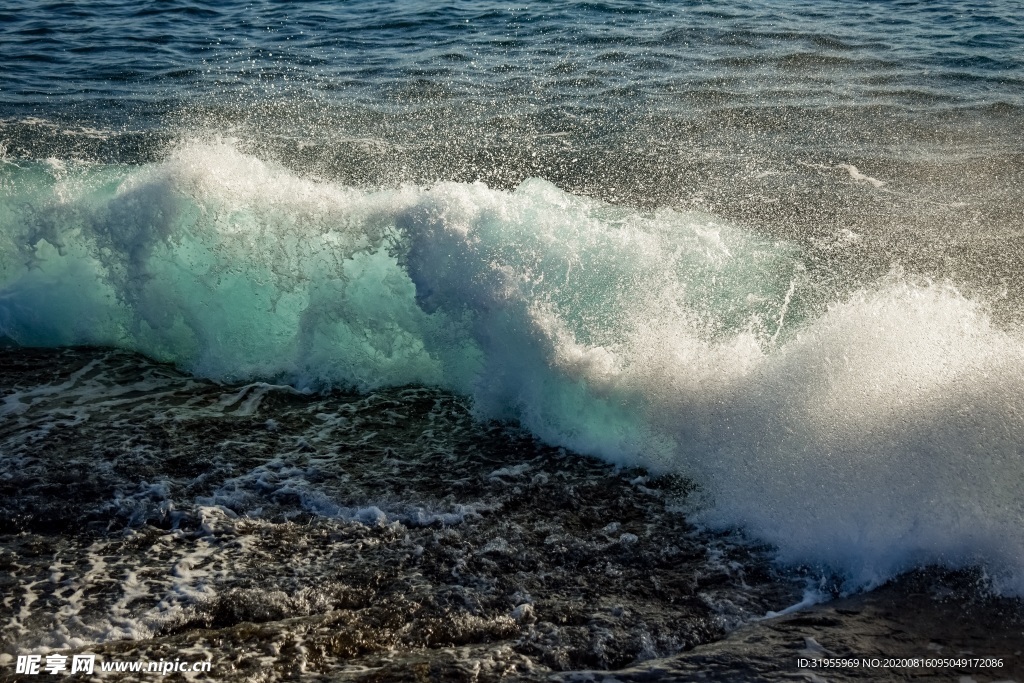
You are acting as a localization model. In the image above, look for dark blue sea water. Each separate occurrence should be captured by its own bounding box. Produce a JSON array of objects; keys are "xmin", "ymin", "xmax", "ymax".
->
[
  {"xmin": 1, "ymin": 2, "xmax": 1023, "ymax": 679},
  {"xmin": 3, "ymin": 1, "xmax": 1023, "ymax": 112}
]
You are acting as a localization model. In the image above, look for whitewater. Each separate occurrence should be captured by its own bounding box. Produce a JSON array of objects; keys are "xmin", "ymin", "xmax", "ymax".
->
[{"xmin": 3, "ymin": 139, "xmax": 1022, "ymax": 596}]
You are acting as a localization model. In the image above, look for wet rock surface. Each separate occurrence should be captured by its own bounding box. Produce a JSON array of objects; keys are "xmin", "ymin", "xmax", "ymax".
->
[
  {"xmin": 0, "ymin": 348, "xmax": 1021, "ymax": 682},
  {"xmin": 559, "ymin": 569, "xmax": 1024, "ymax": 682}
]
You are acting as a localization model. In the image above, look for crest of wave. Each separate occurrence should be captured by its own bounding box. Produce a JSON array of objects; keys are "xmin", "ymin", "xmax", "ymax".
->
[{"xmin": 2, "ymin": 139, "xmax": 1023, "ymax": 593}]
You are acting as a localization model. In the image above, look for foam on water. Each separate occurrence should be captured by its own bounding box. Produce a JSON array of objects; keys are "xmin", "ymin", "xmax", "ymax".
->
[{"xmin": 2, "ymin": 140, "xmax": 1023, "ymax": 593}]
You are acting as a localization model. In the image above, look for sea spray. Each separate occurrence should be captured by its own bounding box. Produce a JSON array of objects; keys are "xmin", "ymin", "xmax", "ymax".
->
[{"xmin": 2, "ymin": 140, "xmax": 1023, "ymax": 593}]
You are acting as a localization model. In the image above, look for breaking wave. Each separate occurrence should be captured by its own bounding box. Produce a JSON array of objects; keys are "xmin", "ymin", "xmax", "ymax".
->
[{"xmin": 2, "ymin": 140, "xmax": 1023, "ymax": 593}]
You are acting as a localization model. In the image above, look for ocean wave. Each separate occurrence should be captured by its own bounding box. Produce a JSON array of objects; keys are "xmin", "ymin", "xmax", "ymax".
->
[{"xmin": 2, "ymin": 139, "xmax": 1022, "ymax": 594}]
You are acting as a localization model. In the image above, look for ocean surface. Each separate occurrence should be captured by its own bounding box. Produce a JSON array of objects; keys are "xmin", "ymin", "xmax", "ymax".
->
[{"xmin": 1, "ymin": 1, "xmax": 1023, "ymax": 680}]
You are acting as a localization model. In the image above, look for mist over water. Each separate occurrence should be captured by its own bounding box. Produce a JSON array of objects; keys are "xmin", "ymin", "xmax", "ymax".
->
[
  {"xmin": 2, "ymin": 138, "xmax": 1024, "ymax": 595},
  {"xmin": 2, "ymin": 0, "xmax": 1024, "ymax": 604}
]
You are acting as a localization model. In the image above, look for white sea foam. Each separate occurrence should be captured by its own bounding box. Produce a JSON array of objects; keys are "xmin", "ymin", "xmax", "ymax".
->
[
  {"xmin": 2, "ymin": 140, "xmax": 1023, "ymax": 593},
  {"xmin": 836, "ymin": 163, "xmax": 885, "ymax": 188}
]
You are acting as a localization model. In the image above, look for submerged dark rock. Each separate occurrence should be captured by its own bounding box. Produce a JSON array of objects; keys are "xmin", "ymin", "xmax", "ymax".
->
[
  {"xmin": 0, "ymin": 348, "xmax": 797, "ymax": 679},
  {"xmin": 0, "ymin": 348, "xmax": 1021, "ymax": 682}
]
